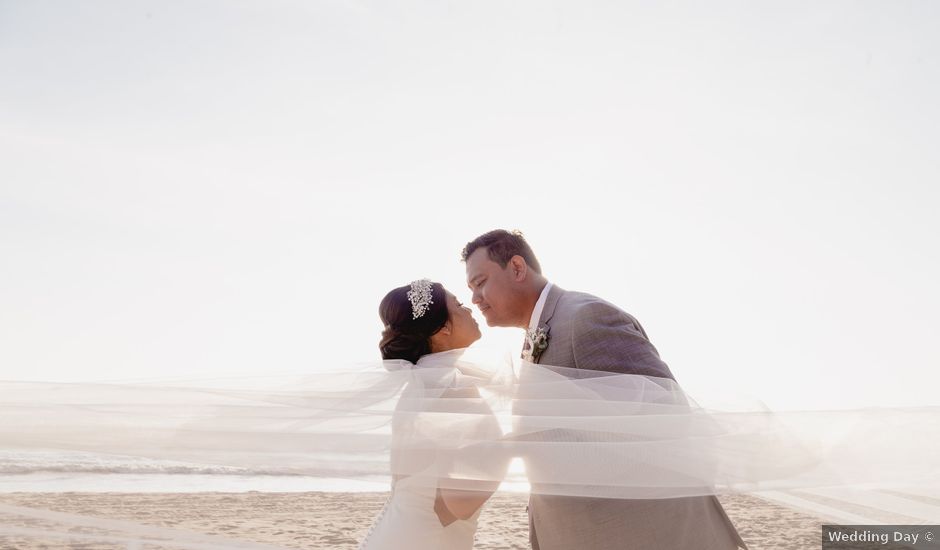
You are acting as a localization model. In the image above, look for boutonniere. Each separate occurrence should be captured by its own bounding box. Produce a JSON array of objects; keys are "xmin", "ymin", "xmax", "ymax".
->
[{"xmin": 524, "ymin": 326, "xmax": 550, "ymax": 362}]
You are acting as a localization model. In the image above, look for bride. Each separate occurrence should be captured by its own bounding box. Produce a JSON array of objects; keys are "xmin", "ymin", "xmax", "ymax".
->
[{"xmin": 358, "ymin": 279, "xmax": 507, "ymax": 550}]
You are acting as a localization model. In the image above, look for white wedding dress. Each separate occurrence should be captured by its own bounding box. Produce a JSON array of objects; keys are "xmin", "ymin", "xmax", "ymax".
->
[
  {"xmin": 358, "ymin": 475, "xmax": 481, "ymax": 550},
  {"xmin": 357, "ymin": 349, "xmax": 500, "ymax": 550}
]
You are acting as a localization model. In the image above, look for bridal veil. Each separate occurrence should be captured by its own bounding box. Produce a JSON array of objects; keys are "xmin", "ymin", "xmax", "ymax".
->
[{"xmin": 1, "ymin": 348, "xmax": 938, "ymax": 547}]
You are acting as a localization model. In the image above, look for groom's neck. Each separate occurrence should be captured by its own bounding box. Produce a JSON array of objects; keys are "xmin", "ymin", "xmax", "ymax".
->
[{"xmin": 516, "ymin": 278, "xmax": 548, "ymax": 329}]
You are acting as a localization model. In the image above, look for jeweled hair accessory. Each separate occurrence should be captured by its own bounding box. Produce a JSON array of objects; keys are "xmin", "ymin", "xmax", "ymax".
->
[{"xmin": 407, "ymin": 279, "xmax": 434, "ymax": 320}]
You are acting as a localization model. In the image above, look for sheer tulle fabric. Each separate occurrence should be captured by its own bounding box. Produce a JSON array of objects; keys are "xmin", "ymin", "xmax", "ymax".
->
[{"xmin": 1, "ymin": 348, "xmax": 938, "ymax": 547}]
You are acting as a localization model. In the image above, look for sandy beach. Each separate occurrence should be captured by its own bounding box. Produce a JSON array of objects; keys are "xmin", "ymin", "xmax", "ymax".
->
[{"xmin": 0, "ymin": 492, "xmax": 823, "ymax": 549}]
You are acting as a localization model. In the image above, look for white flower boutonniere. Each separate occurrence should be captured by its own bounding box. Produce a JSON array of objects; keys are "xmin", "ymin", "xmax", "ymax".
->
[{"xmin": 524, "ymin": 326, "xmax": 550, "ymax": 363}]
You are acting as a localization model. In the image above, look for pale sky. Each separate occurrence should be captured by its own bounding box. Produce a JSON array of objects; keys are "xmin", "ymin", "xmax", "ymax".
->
[{"xmin": 1, "ymin": 1, "xmax": 938, "ymax": 410}]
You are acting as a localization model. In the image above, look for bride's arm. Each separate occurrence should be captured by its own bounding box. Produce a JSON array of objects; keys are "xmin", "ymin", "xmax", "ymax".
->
[{"xmin": 432, "ymin": 384, "xmax": 505, "ymax": 526}]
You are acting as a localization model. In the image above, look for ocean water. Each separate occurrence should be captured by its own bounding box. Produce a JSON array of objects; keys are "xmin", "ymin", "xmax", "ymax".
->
[
  {"xmin": 0, "ymin": 451, "xmax": 389, "ymax": 493},
  {"xmin": 0, "ymin": 451, "xmax": 531, "ymax": 493}
]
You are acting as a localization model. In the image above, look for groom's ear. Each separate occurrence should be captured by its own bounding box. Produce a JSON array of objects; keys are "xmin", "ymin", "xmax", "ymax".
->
[{"xmin": 508, "ymin": 255, "xmax": 528, "ymax": 282}]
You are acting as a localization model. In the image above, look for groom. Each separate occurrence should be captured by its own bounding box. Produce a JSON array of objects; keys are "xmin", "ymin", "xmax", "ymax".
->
[{"xmin": 462, "ymin": 229, "xmax": 747, "ymax": 550}]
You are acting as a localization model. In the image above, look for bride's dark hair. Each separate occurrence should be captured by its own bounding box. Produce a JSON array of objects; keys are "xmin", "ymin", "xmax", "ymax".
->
[{"xmin": 379, "ymin": 281, "xmax": 448, "ymax": 364}]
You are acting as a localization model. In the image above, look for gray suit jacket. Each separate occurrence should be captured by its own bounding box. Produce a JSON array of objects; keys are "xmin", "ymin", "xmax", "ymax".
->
[{"xmin": 525, "ymin": 285, "xmax": 747, "ymax": 550}]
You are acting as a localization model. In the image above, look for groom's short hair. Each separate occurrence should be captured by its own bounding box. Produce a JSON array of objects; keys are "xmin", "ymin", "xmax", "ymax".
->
[{"xmin": 461, "ymin": 229, "xmax": 542, "ymax": 274}]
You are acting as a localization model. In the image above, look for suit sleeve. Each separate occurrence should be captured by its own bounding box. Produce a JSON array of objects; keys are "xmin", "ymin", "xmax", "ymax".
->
[{"xmin": 570, "ymin": 301, "xmax": 675, "ymax": 380}]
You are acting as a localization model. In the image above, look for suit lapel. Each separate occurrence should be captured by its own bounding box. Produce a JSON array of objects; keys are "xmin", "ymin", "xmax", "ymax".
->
[
  {"xmin": 532, "ymin": 285, "xmax": 564, "ymax": 364},
  {"xmin": 538, "ymin": 284, "xmax": 564, "ymax": 327}
]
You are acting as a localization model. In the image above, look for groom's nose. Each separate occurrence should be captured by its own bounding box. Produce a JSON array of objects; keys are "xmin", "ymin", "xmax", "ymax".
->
[{"xmin": 471, "ymin": 290, "xmax": 482, "ymax": 305}]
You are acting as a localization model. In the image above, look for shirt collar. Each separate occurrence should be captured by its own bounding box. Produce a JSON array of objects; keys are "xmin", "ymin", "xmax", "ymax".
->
[{"xmin": 528, "ymin": 282, "xmax": 553, "ymax": 333}]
